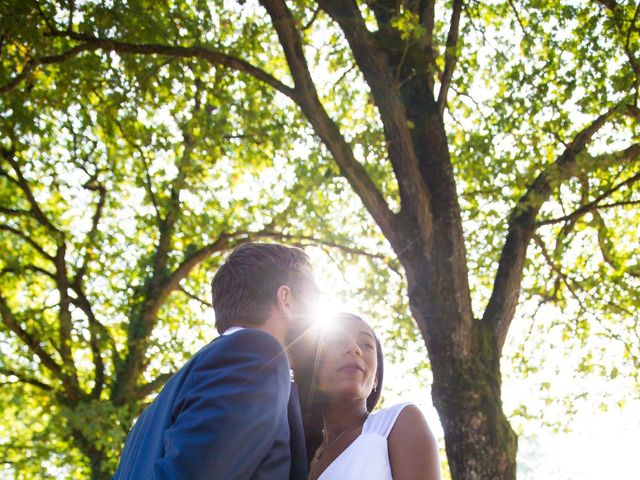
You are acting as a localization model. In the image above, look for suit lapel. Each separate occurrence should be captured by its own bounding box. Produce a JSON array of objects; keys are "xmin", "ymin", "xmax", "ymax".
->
[{"xmin": 287, "ymin": 381, "xmax": 308, "ymax": 480}]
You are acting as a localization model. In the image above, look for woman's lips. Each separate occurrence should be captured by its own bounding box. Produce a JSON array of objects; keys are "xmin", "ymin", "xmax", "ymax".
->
[{"xmin": 337, "ymin": 363, "xmax": 365, "ymax": 374}]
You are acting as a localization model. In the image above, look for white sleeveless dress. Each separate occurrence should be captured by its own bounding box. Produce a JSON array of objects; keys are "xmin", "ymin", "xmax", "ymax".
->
[{"xmin": 318, "ymin": 403, "xmax": 411, "ymax": 480}]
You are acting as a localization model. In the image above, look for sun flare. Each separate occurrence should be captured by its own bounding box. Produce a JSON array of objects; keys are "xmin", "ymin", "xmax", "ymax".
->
[
  {"xmin": 309, "ymin": 299, "xmax": 341, "ymax": 334},
  {"xmin": 309, "ymin": 295, "xmax": 367, "ymax": 335}
]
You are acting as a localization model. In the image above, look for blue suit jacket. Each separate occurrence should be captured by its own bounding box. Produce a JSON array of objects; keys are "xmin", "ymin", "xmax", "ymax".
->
[{"xmin": 113, "ymin": 329, "xmax": 307, "ymax": 480}]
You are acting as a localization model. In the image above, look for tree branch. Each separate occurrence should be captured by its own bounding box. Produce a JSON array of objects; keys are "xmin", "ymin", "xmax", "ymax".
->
[
  {"xmin": 136, "ymin": 372, "xmax": 175, "ymax": 399},
  {"xmin": 51, "ymin": 242, "xmax": 79, "ymax": 394},
  {"xmin": 68, "ymin": 291, "xmax": 120, "ymax": 370},
  {"xmin": 624, "ymin": 4, "xmax": 640, "ymax": 105},
  {"xmin": 591, "ymin": 209, "xmax": 640, "ymax": 277},
  {"xmin": 0, "ymin": 44, "xmax": 94, "ymax": 95},
  {"xmin": 178, "ymin": 286, "xmax": 212, "ymax": 309},
  {"xmin": 0, "ymin": 264, "xmax": 56, "ymax": 279},
  {"xmin": 437, "ymin": 0, "xmax": 463, "ymax": 114},
  {"xmin": 258, "ymin": 0, "xmax": 401, "ymax": 249},
  {"xmin": 60, "ymin": 142, "xmax": 109, "ymax": 397},
  {"xmin": 0, "ymin": 207, "xmax": 36, "ymax": 219},
  {"xmin": 364, "ymin": 0, "xmax": 396, "ymax": 29},
  {"xmin": 420, "ymin": 0, "xmax": 436, "ymax": 50},
  {"xmin": 68, "ymin": 287, "xmax": 107, "ymax": 399},
  {"xmin": 0, "ymin": 295, "xmax": 79, "ymax": 398},
  {"xmin": 46, "ymin": 30, "xmax": 298, "ymax": 100},
  {"xmin": 419, "ymin": 0, "xmax": 437, "ymax": 91},
  {"xmin": 2, "ymin": 150, "xmax": 62, "ymax": 236},
  {"xmin": 0, "ymin": 367, "xmax": 53, "ymax": 392},
  {"xmin": 483, "ymin": 105, "xmax": 624, "ymax": 355},
  {"xmin": 66, "ymin": 0, "xmax": 75, "ymax": 31},
  {"xmin": 152, "ymin": 76, "xmax": 202, "ymax": 277},
  {"xmin": 0, "ymin": 224, "xmax": 54, "ymax": 260},
  {"xmin": 3, "ymin": 147, "xmax": 79, "ymax": 392},
  {"xmin": 302, "ymin": 4, "xmax": 322, "ymax": 30},
  {"xmin": 113, "ymin": 118, "xmax": 162, "ymax": 223},
  {"xmin": 533, "ymin": 234, "xmax": 587, "ymax": 312},
  {"xmin": 593, "ymin": 0, "xmax": 618, "ymax": 11},
  {"xmin": 626, "ymin": 104, "xmax": 640, "ymax": 121},
  {"xmin": 6, "ymin": 138, "xmax": 78, "ymax": 391},
  {"xmin": 317, "ymin": 0, "xmax": 428, "ymax": 209},
  {"xmin": 159, "ymin": 233, "xmax": 244, "ymax": 304},
  {"xmin": 74, "ymin": 181, "xmax": 106, "ymax": 287},
  {"xmin": 598, "ymin": 199, "xmax": 640, "ymax": 208},
  {"xmin": 538, "ymin": 169, "xmax": 640, "ymax": 227},
  {"xmin": 507, "ymin": 0, "xmax": 529, "ymax": 37},
  {"xmin": 255, "ymin": 230, "xmax": 401, "ymax": 272}
]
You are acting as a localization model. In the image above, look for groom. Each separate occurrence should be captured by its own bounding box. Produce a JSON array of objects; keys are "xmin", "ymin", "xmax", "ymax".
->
[{"xmin": 113, "ymin": 242, "xmax": 319, "ymax": 479}]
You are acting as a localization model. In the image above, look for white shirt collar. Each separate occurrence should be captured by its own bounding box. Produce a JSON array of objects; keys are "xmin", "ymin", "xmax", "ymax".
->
[{"xmin": 222, "ymin": 326, "xmax": 246, "ymax": 336}]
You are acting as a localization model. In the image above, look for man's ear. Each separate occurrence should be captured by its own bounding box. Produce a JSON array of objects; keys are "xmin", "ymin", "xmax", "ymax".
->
[{"xmin": 276, "ymin": 285, "xmax": 294, "ymax": 317}]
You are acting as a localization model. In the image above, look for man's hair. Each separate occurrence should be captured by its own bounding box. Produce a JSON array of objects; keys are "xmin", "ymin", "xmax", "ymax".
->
[{"xmin": 211, "ymin": 242, "xmax": 312, "ymax": 334}]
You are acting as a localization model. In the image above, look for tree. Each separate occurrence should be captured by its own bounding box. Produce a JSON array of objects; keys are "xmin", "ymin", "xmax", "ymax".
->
[{"xmin": 2, "ymin": 1, "xmax": 639, "ymax": 479}]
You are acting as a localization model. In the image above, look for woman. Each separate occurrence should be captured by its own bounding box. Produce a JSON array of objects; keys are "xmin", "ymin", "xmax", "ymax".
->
[{"xmin": 295, "ymin": 313, "xmax": 441, "ymax": 480}]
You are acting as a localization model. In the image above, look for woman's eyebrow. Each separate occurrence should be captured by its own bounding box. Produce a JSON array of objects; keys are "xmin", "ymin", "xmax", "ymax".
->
[{"xmin": 358, "ymin": 331, "xmax": 376, "ymax": 340}]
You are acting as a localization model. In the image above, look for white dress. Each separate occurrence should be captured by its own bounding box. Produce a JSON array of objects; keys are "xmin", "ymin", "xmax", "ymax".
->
[{"xmin": 318, "ymin": 403, "xmax": 411, "ymax": 480}]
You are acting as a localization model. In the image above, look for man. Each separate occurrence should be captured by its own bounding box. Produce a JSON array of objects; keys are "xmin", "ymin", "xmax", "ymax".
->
[{"xmin": 113, "ymin": 242, "xmax": 319, "ymax": 479}]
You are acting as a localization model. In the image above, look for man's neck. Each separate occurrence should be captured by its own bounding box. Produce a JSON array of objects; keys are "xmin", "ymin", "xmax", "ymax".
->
[{"xmin": 256, "ymin": 318, "xmax": 288, "ymax": 348}]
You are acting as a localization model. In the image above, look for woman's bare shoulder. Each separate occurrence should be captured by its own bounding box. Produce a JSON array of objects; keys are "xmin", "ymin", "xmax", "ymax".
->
[
  {"xmin": 388, "ymin": 404, "xmax": 441, "ymax": 480},
  {"xmin": 389, "ymin": 404, "xmax": 431, "ymax": 440}
]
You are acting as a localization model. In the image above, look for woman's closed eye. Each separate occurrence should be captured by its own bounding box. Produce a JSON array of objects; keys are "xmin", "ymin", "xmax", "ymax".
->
[{"xmin": 359, "ymin": 341, "xmax": 375, "ymax": 350}]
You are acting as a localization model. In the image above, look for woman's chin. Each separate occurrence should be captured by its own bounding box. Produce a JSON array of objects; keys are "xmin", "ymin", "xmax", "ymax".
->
[{"xmin": 326, "ymin": 385, "xmax": 370, "ymax": 403}]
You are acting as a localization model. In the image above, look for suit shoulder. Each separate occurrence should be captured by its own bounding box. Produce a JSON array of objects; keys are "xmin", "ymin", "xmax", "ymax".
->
[
  {"xmin": 221, "ymin": 328, "xmax": 284, "ymax": 356},
  {"xmin": 195, "ymin": 328, "xmax": 288, "ymax": 373}
]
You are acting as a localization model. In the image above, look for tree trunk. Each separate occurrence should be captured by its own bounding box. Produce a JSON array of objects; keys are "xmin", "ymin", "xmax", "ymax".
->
[
  {"xmin": 88, "ymin": 452, "xmax": 111, "ymax": 480},
  {"xmin": 75, "ymin": 431, "xmax": 111, "ymax": 480},
  {"xmin": 430, "ymin": 341, "xmax": 518, "ymax": 479},
  {"xmin": 408, "ymin": 280, "xmax": 518, "ymax": 479}
]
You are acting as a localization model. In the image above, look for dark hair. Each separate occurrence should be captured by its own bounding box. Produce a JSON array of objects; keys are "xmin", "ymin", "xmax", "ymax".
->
[
  {"xmin": 367, "ymin": 331, "xmax": 384, "ymax": 411},
  {"xmin": 211, "ymin": 242, "xmax": 312, "ymax": 334}
]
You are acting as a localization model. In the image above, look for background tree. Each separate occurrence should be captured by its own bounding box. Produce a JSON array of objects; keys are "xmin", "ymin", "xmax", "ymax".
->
[{"xmin": 2, "ymin": 1, "xmax": 639, "ymax": 479}]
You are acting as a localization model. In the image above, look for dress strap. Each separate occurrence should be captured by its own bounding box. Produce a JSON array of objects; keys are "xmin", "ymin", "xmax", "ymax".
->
[{"xmin": 363, "ymin": 402, "xmax": 412, "ymax": 438}]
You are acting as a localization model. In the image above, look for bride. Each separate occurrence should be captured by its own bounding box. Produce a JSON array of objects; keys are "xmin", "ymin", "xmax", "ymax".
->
[{"xmin": 295, "ymin": 312, "xmax": 441, "ymax": 480}]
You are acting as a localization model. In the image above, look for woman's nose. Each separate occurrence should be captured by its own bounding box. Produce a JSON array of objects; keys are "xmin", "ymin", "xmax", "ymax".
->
[{"xmin": 345, "ymin": 339, "xmax": 362, "ymax": 356}]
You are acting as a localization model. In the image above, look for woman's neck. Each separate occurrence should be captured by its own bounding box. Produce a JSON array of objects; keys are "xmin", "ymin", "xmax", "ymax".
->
[{"xmin": 321, "ymin": 400, "xmax": 368, "ymax": 443}]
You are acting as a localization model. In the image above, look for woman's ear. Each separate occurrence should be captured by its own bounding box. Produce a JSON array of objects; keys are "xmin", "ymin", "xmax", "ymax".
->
[{"xmin": 276, "ymin": 285, "xmax": 294, "ymax": 317}]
